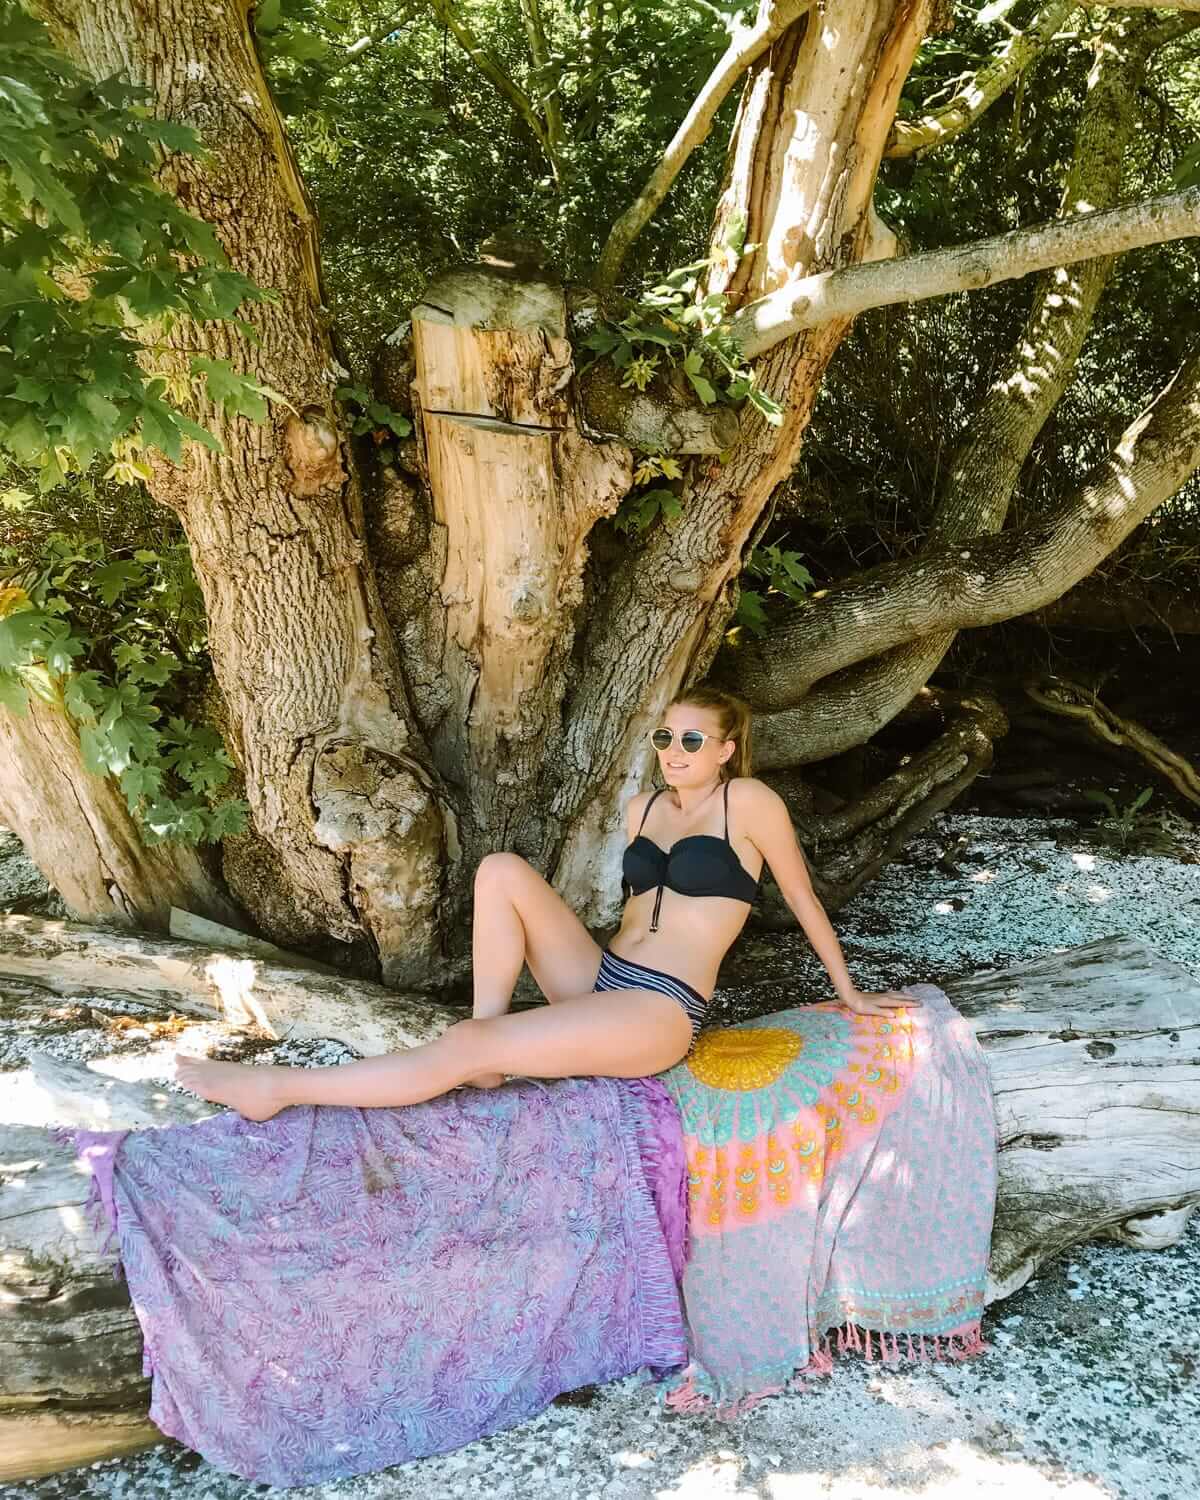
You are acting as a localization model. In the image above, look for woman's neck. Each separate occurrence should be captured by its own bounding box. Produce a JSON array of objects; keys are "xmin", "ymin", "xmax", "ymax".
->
[{"xmin": 668, "ymin": 777, "xmax": 723, "ymax": 817}]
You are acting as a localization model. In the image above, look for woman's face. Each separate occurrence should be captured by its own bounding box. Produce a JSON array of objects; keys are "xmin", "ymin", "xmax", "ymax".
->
[{"xmin": 654, "ymin": 703, "xmax": 733, "ymax": 787}]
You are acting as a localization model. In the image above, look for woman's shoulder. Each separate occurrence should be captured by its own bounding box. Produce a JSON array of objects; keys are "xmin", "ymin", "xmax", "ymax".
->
[
  {"xmin": 726, "ymin": 776, "xmax": 789, "ymax": 822},
  {"xmin": 625, "ymin": 786, "xmax": 659, "ymax": 823},
  {"xmin": 725, "ymin": 775, "xmax": 771, "ymax": 802}
]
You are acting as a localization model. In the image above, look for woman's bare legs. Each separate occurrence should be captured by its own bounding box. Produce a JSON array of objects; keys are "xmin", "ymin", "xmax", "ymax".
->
[
  {"xmin": 174, "ymin": 986, "xmax": 691, "ymax": 1122},
  {"xmin": 173, "ymin": 853, "xmax": 608, "ymax": 1110},
  {"xmin": 465, "ymin": 852, "xmax": 603, "ymax": 1087}
]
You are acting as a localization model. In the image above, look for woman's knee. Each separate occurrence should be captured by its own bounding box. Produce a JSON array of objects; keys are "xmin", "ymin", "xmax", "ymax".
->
[{"xmin": 474, "ymin": 851, "xmax": 532, "ymax": 892}]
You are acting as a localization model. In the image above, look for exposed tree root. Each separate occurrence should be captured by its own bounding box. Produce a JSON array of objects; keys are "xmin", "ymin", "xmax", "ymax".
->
[{"xmin": 1023, "ymin": 673, "xmax": 1200, "ymax": 806}]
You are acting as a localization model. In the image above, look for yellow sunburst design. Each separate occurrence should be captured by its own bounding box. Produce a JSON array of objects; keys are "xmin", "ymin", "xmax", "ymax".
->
[{"xmin": 688, "ymin": 1027, "xmax": 804, "ymax": 1090}]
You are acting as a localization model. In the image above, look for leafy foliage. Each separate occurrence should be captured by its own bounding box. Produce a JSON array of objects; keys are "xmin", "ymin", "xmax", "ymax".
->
[
  {"xmin": 579, "ymin": 216, "xmax": 784, "ymax": 433},
  {"xmin": 251, "ymin": 0, "xmax": 738, "ymax": 359},
  {"xmin": 732, "ymin": 540, "xmax": 814, "ymax": 638},
  {"xmin": 0, "ymin": 0, "xmax": 278, "ymax": 492},
  {"xmin": 334, "ymin": 381, "xmax": 412, "ymax": 467},
  {"xmin": 0, "ymin": 525, "xmax": 248, "ymax": 844}
]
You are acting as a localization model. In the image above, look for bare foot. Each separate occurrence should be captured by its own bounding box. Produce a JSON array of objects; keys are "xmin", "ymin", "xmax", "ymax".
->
[
  {"xmin": 175, "ymin": 1054, "xmax": 289, "ymax": 1121},
  {"xmin": 462, "ymin": 1071, "xmax": 506, "ymax": 1090}
]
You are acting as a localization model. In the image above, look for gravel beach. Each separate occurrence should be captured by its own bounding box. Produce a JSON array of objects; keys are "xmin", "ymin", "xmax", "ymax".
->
[{"xmin": 3, "ymin": 807, "xmax": 1198, "ymax": 1500}]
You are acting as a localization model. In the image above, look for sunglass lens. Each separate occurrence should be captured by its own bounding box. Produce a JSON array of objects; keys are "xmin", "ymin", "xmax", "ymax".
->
[
  {"xmin": 651, "ymin": 729, "xmax": 673, "ymax": 750},
  {"xmin": 680, "ymin": 731, "xmax": 706, "ymax": 752}
]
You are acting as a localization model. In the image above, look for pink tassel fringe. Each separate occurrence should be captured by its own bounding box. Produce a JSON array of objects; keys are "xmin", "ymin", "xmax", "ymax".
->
[{"xmin": 665, "ymin": 1320, "xmax": 989, "ymax": 1419}]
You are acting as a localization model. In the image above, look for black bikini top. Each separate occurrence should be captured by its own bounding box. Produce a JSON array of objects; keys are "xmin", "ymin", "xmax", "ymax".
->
[{"xmin": 621, "ymin": 781, "xmax": 761, "ymax": 932}]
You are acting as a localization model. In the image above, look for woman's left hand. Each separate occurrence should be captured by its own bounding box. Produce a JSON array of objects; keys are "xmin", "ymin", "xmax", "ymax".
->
[{"xmin": 834, "ymin": 987, "xmax": 921, "ymax": 1017}]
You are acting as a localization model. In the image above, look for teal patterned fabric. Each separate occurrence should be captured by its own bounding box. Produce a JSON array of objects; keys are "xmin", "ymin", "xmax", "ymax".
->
[{"xmin": 655, "ymin": 982, "xmax": 997, "ymax": 1416}]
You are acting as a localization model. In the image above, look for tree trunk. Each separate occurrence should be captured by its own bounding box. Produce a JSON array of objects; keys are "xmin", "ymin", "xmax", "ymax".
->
[
  {"xmin": 19, "ymin": 0, "xmax": 1199, "ymax": 995},
  {"xmin": 545, "ymin": 0, "xmax": 936, "ymax": 928},
  {"xmin": 1, "ymin": 933, "xmax": 1195, "ymax": 1477},
  {"xmin": 0, "ymin": 693, "xmax": 243, "ymax": 932},
  {"xmin": 34, "ymin": 0, "xmax": 451, "ymax": 987}
]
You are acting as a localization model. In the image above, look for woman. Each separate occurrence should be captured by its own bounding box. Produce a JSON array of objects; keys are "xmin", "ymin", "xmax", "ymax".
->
[{"xmin": 175, "ymin": 686, "xmax": 918, "ymax": 1120}]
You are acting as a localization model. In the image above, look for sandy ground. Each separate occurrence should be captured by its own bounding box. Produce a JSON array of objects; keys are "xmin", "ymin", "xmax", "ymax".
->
[{"xmin": 2, "ymin": 807, "xmax": 1199, "ymax": 1500}]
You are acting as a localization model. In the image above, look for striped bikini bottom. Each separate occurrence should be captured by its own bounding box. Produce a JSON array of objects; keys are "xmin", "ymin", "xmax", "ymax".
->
[{"xmin": 591, "ymin": 946, "xmax": 708, "ymax": 1043}]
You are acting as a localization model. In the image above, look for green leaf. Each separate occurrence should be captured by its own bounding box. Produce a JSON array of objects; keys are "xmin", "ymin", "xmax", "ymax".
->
[
  {"xmin": 205, "ymin": 798, "xmax": 250, "ymax": 839},
  {"xmin": 735, "ymin": 589, "xmax": 768, "ymax": 636},
  {"xmin": 62, "ymin": 669, "xmax": 108, "ymax": 719},
  {"xmin": 1171, "ymin": 143, "xmax": 1200, "ymax": 192},
  {"xmin": 91, "ymin": 559, "xmax": 144, "ymax": 606},
  {"xmin": 11, "ymin": 377, "xmax": 51, "ymax": 403},
  {"xmin": 0, "ymin": 133, "xmax": 84, "ymax": 233},
  {"xmin": 191, "ymin": 357, "xmax": 269, "ymax": 421},
  {"xmin": 119, "ymin": 760, "xmax": 164, "ymax": 800},
  {"xmin": 139, "ymin": 399, "xmax": 183, "ymax": 462},
  {"xmin": 254, "ymin": 0, "xmax": 284, "ymax": 33},
  {"xmin": 685, "ymin": 368, "xmax": 717, "ymax": 404},
  {"xmin": 4, "ymin": 411, "xmax": 48, "ymax": 464},
  {"xmin": 0, "ymin": 669, "xmax": 30, "ymax": 715}
]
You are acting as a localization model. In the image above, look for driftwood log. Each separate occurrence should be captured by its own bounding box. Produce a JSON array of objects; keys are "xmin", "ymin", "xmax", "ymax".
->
[{"xmin": 2, "ymin": 929, "xmax": 1198, "ymax": 1480}]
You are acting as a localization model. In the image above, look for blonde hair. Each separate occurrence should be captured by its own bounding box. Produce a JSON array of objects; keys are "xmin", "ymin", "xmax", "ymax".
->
[{"xmin": 666, "ymin": 685, "xmax": 753, "ymax": 781}]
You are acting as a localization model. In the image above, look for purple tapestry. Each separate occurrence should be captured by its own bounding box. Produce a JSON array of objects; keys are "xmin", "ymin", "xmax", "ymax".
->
[{"xmin": 68, "ymin": 1074, "xmax": 688, "ymax": 1487}]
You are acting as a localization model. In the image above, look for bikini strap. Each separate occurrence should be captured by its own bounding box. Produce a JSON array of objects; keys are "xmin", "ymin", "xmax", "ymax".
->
[
  {"xmin": 723, "ymin": 779, "xmax": 730, "ymax": 843},
  {"xmin": 635, "ymin": 786, "xmax": 665, "ymax": 837}
]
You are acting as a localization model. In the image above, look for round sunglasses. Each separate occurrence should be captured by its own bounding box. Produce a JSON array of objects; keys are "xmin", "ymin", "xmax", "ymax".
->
[{"xmin": 650, "ymin": 727, "xmax": 725, "ymax": 754}]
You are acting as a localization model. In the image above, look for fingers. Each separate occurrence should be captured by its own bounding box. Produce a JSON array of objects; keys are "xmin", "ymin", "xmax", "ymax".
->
[{"xmin": 841, "ymin": 991, "xmax": 922, "ymax": 1016}]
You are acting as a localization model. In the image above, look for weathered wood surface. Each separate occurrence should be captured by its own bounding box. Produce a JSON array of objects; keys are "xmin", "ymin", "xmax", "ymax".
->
[
  {"xmin": 1, "ymin": 933, "xmax": 1197, "ymax": 1476},
  {"xmin": 167, "ymin": 906, "xmax": 343, "ymax": 977},
  {"xmin": 0, "ymin": 912, "xmax": 458, "ymax": 1053},
  {"xmin": 0, "ymin": 1411, "xmax": 162, "ymax": 1484},
  {"xmin": 951, "ymin": 936, "xmax": 1200, "ymax": 1298}
]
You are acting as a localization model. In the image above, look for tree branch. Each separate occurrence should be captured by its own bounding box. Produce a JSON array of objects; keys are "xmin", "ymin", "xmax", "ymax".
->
[
  {"xmin": 884, "ymin": 0, "xmax": 1075, "ymax": 160},
  {"xmin": 428, "ymin": 0, "xmax": 558, "ymax": 175},
  {"xmin": 518, "ymin": 0, "xmax": 565, "ymax": 155},
  {"xmin": 1078, "ymin": 0, "xmax": 1200, "ymax": 10},
  {"xmin": 721, "ymin": 11, "xmax": 1184, "ymax": 767},
  {"xmin": 762, "ymin": 348, "xmax": 1200, "ymax": 709},
  {"xmin": 927, "ymin": 9, "xmax": 1155, "ymax": 538},
  {"xmin": 342, "ymin": 7, "xmax": 423, "ymax": 61},
  {"xmin": 728, "ymin": 186, "xmax": 1200, "ymax": 357},
  {"xmin": 594, "ymin": 0, "xmax": 814, "ymax": 291}
]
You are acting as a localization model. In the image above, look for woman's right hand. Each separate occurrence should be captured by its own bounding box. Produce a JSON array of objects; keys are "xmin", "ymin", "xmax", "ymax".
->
[{"xmin": 834, "ymin": 987, "xmax": 921, "ymax": 1018}]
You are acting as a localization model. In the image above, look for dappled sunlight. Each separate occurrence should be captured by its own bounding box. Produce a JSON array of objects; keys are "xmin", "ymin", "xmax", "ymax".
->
[
  {"xmin": 654, "ymin": 1435, "xmax": 1120, "ymax": 1500},
  {"xmin": 763, "ymin": 1441, "xmax": 1119, "ymax": 1497},
  {"xmin": 56, "ymin": 1202, "xmax": 83, "ymax": 1233},
  {"xmin": 203, "ymin": 953, "xmax": 278, "ymax": 1034}
]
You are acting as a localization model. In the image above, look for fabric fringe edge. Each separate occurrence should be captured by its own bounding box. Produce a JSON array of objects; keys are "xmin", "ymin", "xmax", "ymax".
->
[{"xmin": 663, "ymin": 1321, "xmax": 989, "ymax": 1420}]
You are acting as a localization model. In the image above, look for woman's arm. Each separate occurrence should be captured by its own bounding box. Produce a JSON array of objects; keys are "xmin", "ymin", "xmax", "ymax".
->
[{"xmin": 739, "ymin": 779, "xmax": 919, "ymax": 1017}]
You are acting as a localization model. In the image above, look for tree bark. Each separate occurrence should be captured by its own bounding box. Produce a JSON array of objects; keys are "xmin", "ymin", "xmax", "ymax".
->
[
  {"xmin": 549, "ymin": 0, "xmax": 935, "ymax": 930},
  {"xmin": 34, "ymin": 0, "xmax": 451, "ymax": 987},
  {"xmin": 2, "ymin": 934, "xmax": 1195, "ymax": 1466},
  {"xmin": 729, "ymin": 187, "xmax": 1200, "ymax": 357},
  {"xmin": 594, "ymin": 0, "xmax": 816, "ymax": 290},
  {"xmin": 0, "ymin": 693, "xmax": 243, "ymax": 932}
]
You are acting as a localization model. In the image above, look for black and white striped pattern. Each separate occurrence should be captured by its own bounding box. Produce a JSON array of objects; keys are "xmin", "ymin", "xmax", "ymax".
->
[{"xmin": 591, "ymin": 946, "xmax": 708, "ymax": 1041}]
